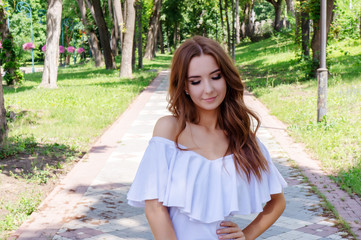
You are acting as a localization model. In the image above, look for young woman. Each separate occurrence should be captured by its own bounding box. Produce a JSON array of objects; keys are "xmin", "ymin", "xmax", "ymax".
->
[{"xmin": 127, "ymin": 36, "xmax": 287, "ymax": 240}]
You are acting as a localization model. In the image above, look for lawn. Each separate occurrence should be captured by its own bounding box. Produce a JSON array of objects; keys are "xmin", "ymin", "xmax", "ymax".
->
[{"xmin": 236, "ymin": 33, "xmax": 361, "ymax": 197}]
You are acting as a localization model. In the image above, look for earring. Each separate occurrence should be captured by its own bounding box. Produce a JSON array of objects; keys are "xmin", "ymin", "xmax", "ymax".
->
[{"xmin": 185, "ymin": 91, "xmax": 189, "ymax": 95}]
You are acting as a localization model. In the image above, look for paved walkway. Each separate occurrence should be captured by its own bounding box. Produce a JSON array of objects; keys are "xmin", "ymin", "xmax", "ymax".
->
[{"xmin": 10, "ymin": 71, "xmax": 359, "ymax": 240}]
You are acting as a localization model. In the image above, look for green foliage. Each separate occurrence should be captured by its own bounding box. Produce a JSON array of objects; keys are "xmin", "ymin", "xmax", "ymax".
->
[
  {"xmin": 254, "ymin": 0, "xmax": 274, "ymax": 21},
  {"xmin": 330, "ymin": 0, "xmax": 361, "ymax": 40},
  {"xmin": 0, "ymin": 38, "xmax": 24, "ymax": 85}
]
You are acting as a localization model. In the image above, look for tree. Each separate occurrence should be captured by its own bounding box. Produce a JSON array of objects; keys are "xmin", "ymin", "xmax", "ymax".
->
[
  {"xmin": 144, "ymin": 0, "xmax": 162, "ymax": 60},
  {"xmin": 91, "ymin": 0, "xmax": 116, "ymax": 69},
  {"xmin": 265, "ymin": 0, "xmax": 283, "ymax": 31},
  {"xmin": 0, "ymin": 70, "xmax": 7, "ymax": 147},
  {"xmin": 136, "ymin": 0, "xmax": 143, "ymax": 69},
  {"xmin": 310, "ymin": 0, "xmax": 335, "ymax": 62},
  {"xmin": 0, "ymin": 0, "xmax": 24, "ymax": 85},
  {"xmin": 120, "ymin": 0, "xmax": 136, "ymax": 78},
  {"xmin": 76, "ymin": 0, "xmax": 104, "ymax": 67},
  {"xmin": 235, "ymin": 0, "xmax": 240, "ymax": 44},
  {"xmin": 39, "ymin": 0, "xmax": 62, "ymax": 88},
  {"xmin": 111, "ymin": 0, "xmax": 123, "ymax": 55},
  {"xmin": 286, "ymin": 0, "xmax": 295, "ymax": 16}
]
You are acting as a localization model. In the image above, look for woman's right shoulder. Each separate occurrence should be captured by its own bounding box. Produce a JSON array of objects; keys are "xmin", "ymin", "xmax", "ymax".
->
[{"xmin": 153, "ymin": 115, "xmax": 179, "ymax": 141}]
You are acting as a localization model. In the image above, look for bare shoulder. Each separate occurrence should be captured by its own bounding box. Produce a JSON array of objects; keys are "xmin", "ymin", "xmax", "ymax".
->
[{"xmin": 153, "ymin": 115, "xmax": 179, "ymax": 141}]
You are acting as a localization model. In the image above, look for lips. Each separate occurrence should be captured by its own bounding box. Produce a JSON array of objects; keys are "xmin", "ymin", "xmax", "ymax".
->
[{"xmin": 203, "ymin": 96, "xmax": 217, "ymax": 102}]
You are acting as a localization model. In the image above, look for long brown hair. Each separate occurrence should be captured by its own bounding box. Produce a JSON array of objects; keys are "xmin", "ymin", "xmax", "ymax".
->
[{"xmin": 168, "ymin": 36, "xmax": 269, "ymax": 181}]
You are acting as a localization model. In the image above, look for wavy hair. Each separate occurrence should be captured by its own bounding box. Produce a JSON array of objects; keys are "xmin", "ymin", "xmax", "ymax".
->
[{"xmin": 167, "ymin": 36, "xmax": 269, "ymax": 181}]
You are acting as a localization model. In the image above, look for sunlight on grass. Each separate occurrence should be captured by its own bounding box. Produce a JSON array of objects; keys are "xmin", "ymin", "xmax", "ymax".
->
[
  {"xmin": 3, "ymin": 54, "xmax": 172, "ymax": 151},
  {"xmin": 237, "ymin": 35, "xmax": 361, "ymax": 197}
]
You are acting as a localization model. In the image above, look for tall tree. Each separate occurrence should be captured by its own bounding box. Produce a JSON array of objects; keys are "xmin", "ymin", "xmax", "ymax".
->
[
  {"xmin": 300, "ymin": 0, "xmax": 310, "ymax": 57},
  {"xmin": 144, "ymin": 0, "xmax": 162, "ymax": 60},
  {"xmin": 120, "ymin": 0, "xmax": 136, "ymax": 78},
  {"xmin": 236, "ymin": 0, "xmax": 240, "ymax": 44},
  {"xmin": 310, "ymin": 0, "xmax": 335, "ymax": 62},
  {"xmin": 40, "ymin": 0, "xmax": 62, "ymax": 88},
  {"xmin": 224, "ymin": 0, "xmax": 231, "ymax": 53},
  {"xmin": 0, "ymin": 70, "xmax": 7, "ymax": 147},
  {"xmin": 0, "ymin": 0, "xmax": 23, "ymax": 86},
  {"xmin": 136, "ymin": 0, "xmax": 143, "ymax": 69},
  {"xmin": 77, "ymin": 0, "xmax": 104, "ymax": 67},
  {"xmin": 265, "ymin": 0, "xmax": 284, "ymax": 31},
  {"xmin": 91, "ymin": 0, "xmax": 116, "ymax": 69},
  {"xmin": 286, "ymin": 0, "xmax": 295, "ymax": 16},
  {"xmin": 112, "ymin": 0, "xmax": 124, "ymax": 54}
]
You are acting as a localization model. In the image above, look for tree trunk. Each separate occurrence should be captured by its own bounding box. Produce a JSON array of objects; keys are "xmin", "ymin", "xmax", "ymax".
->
[
  {"xmin": 286, "ymin": 0, "xmax": 295, "ymax": 16},
  {"xmin": 92, "ymin": 0, "xmax": 116, "ymax": 69},
  {"xmin": 247, "ymin": 2, "xmax": 255, "ymax": 37},
  {"xmin": 236, "ymin": 0, "xmax": 240, "ymax": 44},
  {"xmin": 136, "ymin": 0, "xmax": 143, "ymax": 68},
  {"xmin": 310, "ymin": 0, "xmax": 335, "ymax": 62},
  {"xmin": 241, "ymin": 3, "xmax": 250, "ymax": 39},
  {"xmin": 0, "ymin": 69, "xmax": 8, "ymax": 147},
  {"xmin": 301, "ymin": 6, "xmax": 310, "ymax": 57},
  {"xmin": 224, "ymin": 0, "xmax": 231, "ymax": 54},
  {"xmin": 77, "ymin": 0, "xmax": 104, "ymax": 67},
  {"xmin": 113, "ymin": 0, "xmax": 124, "ymax": 53},
  {"xmin": 159, "ymin": 21, "xmax": 164, "ymax": 54},
  {"xmin": 120, "ymin": 0, "xmax": 136, "ymax": 78},
  {"xmin": 132, "ymin": 27, "xmax": 136, "ymax": 70},
  {"xmin": 266, "ymin": 0, "xmax": 283, "ymax": 31},
  {"xmin": 40, "ymin": 0, "xmax": 62, "ymax": 88},
  {"xmin": 144, "ymin": 0, "xmax": 162, "ymax": 60}
]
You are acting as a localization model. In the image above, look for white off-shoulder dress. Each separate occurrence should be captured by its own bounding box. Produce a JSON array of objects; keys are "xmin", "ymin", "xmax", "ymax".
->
[{"xmin": 127, "ymin": 136, "xmax": 287, "ymax": 240}]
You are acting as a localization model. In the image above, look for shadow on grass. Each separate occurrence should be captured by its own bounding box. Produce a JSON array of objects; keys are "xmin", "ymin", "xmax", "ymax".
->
[{"xmin": 0, "ymin": 135, "xmax": 84, "ymax": 183}]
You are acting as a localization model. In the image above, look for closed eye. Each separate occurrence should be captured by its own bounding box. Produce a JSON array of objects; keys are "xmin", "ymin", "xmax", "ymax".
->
[
  {"xmin": 212, "ymin": 73, "xmax": 222, "ymax": 80},
  {"xmin": 190, "ymin": 80, "xmax": 201, "ymax": 85}
]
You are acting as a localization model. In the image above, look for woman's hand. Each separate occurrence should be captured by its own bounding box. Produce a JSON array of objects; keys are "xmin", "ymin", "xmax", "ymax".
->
[{"xmin": 216, "ymin": 221, "xmax": 246, "ymax": 239}]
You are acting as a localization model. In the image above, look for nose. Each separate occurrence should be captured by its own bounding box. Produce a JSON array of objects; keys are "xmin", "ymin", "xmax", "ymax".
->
[{"xmin": 204, "ymin": 79, "xmax": 214, "ymax": 94}]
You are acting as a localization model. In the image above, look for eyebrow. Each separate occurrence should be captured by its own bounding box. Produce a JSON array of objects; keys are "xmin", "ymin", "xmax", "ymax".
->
[{"xmin": 188, "ymin": 69, "xmax": 221, "ymax": 79}]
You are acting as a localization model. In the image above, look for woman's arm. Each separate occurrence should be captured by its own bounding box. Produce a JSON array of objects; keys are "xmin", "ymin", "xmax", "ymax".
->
[
  {"xmin": 242, "ymin": 192, "xmax": 286, "ymax": 240},
  {"xmin": 145, "ymin": 199, "xmax": 177, "ymax": 240}
]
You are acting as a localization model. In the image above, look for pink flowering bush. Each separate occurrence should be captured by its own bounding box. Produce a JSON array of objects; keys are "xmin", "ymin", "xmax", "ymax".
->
[
  {"xmin": 67, "ymin": 46, "xmax": 75, "ymax": 53},
  {"xmin": 42, "ymin": 45, "xmax": 46, "ymax": 52},
  {"xmin": 59, "ymin": 45, "xmax": 65, "ymax": 53},
  {"xmin": 23, "ymin": 42, "xmax": 35, "ymax": 51},
  {"xmin": 76, "ymin": 47, "xmax": 85, "ymax": 54},
  {"xmin": 0, "ymin": 42, "xmax": 2, "ymax": 49}
]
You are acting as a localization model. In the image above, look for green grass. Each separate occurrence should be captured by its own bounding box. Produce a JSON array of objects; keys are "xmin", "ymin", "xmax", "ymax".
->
[
  {"xmin": 0, "ymin": 192, "xmax": 42, "ymax": 233},
  {"xmin": 236, "ymin": 34, "xmax": 361, "ymax": 197},
  {"xmin": 3, "ymin": 54, "xmax": 172, "ymax": 151}
]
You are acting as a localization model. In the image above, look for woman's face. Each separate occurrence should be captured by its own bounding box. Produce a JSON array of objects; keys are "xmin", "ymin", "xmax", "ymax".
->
[{"xmin": 186, "ymin": 54, "xmax": 227, "ymax": 112}]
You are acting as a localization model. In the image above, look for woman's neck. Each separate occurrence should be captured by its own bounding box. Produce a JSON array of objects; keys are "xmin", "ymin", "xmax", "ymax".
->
[{"xmin": 197, "ymin": 109, "xmax": 219, "ymax": 131}]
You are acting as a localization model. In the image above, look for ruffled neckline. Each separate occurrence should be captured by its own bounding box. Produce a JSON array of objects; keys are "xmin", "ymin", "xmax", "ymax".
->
[{"xmin": 151, "ymin": 136, "xmax": 234, "ymax": 162}]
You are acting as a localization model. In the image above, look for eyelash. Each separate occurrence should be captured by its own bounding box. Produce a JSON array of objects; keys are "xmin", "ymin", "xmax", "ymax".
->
[
  {"xmin": 212, "ymin": 74, "xmax": 221, "ymax": 80},
  {"xmin": 190, "ymin": 74, "xmax": 222, "ymax": 85}
]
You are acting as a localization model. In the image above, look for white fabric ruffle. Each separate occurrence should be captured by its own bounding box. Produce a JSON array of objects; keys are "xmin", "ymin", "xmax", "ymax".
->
[{"xmin": 127, "ymin": 136, "xmax": 287, "ymax": 223}]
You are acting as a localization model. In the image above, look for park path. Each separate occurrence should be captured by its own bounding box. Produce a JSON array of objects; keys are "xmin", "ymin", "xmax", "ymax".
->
[{"xmin": 9, "ymin": 71, "xmax": 359, "ymax": 240}]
